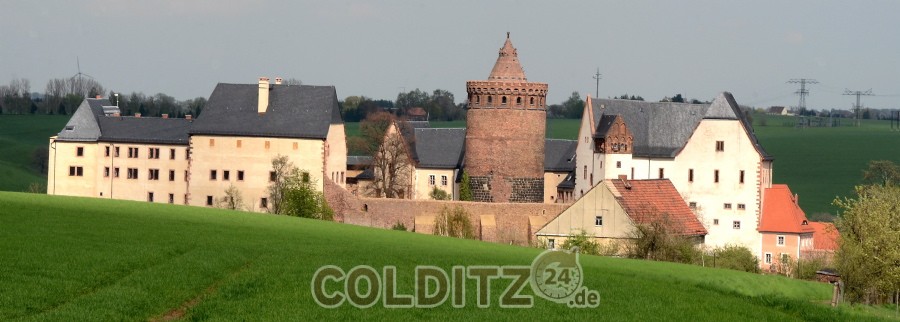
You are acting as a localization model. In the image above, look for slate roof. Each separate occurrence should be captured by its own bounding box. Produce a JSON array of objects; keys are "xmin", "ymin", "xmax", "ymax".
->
[
  {"xmin": 56, "ymin": 98, "xmax": 191, "ymax": 145},
  {"xmin": 591, "ymin": 92, "xmax": 772, "ymax": 160},
  {"xmin": 593, "ymin": 115, "xmax": 619, "ymax": 138},
  {"xmin": 413, "ymin": 128, "xmax": 466, "ymax": 168},
  {"xmin": 758, "ymin": 184, "xmax": 815, "ymax": 234},
  {"xmin": 191, "ymin": 83, "xmax": 342, "ymax": 139},
  {"xmin": 97, "ymin": 117, "xmax": 191, "ymax": 145},
  {"xmin": 557, "ymin": 171, "xmax": 576, "ymax": 189},
  {"xmin": 544, "ymin": 139, "xmax": 577, "ymax": 172},
  {"xmin": 608, "ymin": 179, "xmax": 708, "ymax": 236},
  {"xmin": 347, "ymin": 156, "xmax": 373, "ymax": 167}
]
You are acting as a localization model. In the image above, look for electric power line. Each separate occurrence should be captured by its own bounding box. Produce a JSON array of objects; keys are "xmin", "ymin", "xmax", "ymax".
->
[
  {"xmin": 787, "ymin": 78, "xmax": 818, "ymax": 110},
  {"xmin": 843, "ymin": 89, "xmax": 874, "ymax": 127}
]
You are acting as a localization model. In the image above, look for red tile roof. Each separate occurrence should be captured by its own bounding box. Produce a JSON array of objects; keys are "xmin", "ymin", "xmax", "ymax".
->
[
  {"xmin": 609, "ymin": 179, "xmax": 707, "ymax": 236},
  {"xmin": 759, "ymin": 184, "xmax": 815, "ymax": 234},
  {"xmin": 809, "ymin": 222, "xmax": 839, "ymax": 251}
]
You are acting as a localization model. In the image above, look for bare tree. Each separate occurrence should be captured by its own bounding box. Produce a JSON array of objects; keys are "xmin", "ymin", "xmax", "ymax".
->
[
  {"xmin": 217, "ymin": 184, "xmax": 245, "ymax": 210},
  {"xmin": 351, "ymin": 112, "xmax": 415, "ymax": 198}
]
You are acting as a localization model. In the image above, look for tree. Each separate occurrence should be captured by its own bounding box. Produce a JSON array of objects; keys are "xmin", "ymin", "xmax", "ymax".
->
[
  {"xmin": 429, "ymin": 187, "xmax": 451, "ymax": 200},
  {"xmin": 834, "ymin": 185, "xmax": 900, "ymax": 304},
  {"xmin": 562, "ymin": 91, "xmax": 584, "ymax": 119},
  {"xmin": 862, "ymin": 160, "xmax": 900, "ymax": 187},
  {"xmin": 459, "ymin": 170, "xmax": 473, "ymax": 201},
  {"xmin": 266, "ymin": 155, "xmax": 333, "ymax": 220},
  {"xmin": 350, "ymin": 112, "xmax": 414, "ymax": 198},
  {"xmin": 267, "ymin": 155, "xmax": 294, "ymax": 214},
  {"xmin": 626, "ymin": 213, "xmax": 700, "ymax": 264},
  {"xmin": 217, "ymin": 184, "xmax": 244, "ymax": 210},
  {"xmin": 31, "ymin": 147, "xmax": 49, "ymax": 174},
  {"xmin": 433, "ymin": 205, "xmax": 476, "ymax": 239}
]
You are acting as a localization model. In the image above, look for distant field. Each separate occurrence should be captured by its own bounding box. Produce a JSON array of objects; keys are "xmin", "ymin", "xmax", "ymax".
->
[
  {"xmin": 3, "ymin": 192, "xmax": 895, "ymax": 321},
  {"xmin": 750, "ymin": 114, "xmax": 900, "ymax": 219},
  {"xmin": 0, "ymin": 115, "xmax": 68, "ymax": 192}
]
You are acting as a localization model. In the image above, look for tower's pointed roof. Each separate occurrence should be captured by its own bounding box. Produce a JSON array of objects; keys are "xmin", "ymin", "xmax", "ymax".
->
[{"xmin": 488, "ymin": 32, "xmax": 527, "ymax": 81}]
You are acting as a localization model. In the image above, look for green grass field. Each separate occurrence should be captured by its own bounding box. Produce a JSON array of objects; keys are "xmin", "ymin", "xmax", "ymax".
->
[
  {"xmin": 2, "ymin": 191, "xmax": 897, "ymax": 321},
  {"xmin": 750, "ymin": 115, "xmax": 900, "ymax": 219},
  {"xmin": 0, "ymin": 115, "xmax": 68, "ymax": 192}
]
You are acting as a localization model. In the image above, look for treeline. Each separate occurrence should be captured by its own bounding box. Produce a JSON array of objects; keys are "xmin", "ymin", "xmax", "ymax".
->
[
  {"xmin": 340, "ymin": 89, "xmax": 467, "ymax": 122},
  {"xmin": 0, "ymin": 77, "xmax": 205, "ymax": 117}
]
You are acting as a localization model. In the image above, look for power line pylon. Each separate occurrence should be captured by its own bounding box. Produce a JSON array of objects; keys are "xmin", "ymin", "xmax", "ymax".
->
[
  {"xmin": 843, "ymin": 89, "xmax": 874, "ymax": 127},
  {"xmin": 787, "ymin": 78, "xmax": 818, "ymax": 111},
  {"xmin": 592, "ymin": 68, "xmax": 602, "ymax": 98}
]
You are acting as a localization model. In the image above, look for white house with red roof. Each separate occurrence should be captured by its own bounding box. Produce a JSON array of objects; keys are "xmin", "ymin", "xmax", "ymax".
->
[{"xmin": 536, "ymin": 178, "xmax": 707, "ymax": 251}]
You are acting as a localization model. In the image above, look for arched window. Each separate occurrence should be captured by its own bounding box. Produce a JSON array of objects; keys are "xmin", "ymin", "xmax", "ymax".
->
[
  {"xmin": 530, "ymin": 97, "xmax": 535, "ymax": 105},
  {"xmin": 487, "ymin": 96, "xmax": 493, "ymax": 104},
  {"xmin": 501, "ymin": 96, "xmax": 507, "ymax": 105},
  {"xmin": 475, "ymin": 96, "xmax": 480, "ymax": 104},
  {"xmin": 516, "ymin": 97, "xmax": 522, "ymax": 105}
]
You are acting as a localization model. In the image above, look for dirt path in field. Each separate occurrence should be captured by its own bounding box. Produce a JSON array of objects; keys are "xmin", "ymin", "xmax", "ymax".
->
[{"xmin": 149, "ymin": 260, "xmax": 253, "ymax": 322}]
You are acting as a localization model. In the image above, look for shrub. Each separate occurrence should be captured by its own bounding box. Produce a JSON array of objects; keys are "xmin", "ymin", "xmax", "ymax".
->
[
  {"xmin": 561, "ymin": 230, "xmax": 600, "ymax": 255},
  {"xmin": 433, "ymin": 205, "xmax": 476, "ymax": 239},
  {"xmin": 391, "ymin": 222, "xmax": 407, "ymax": 231},
  {"xmin": 626, "ymin": 216, "xmax": 701, "ymax": 264},
  {"xmin": 459, "ymin": 171, "xmax": 473, "ymax": 201},
  {"xmin": 708, "ymin": 245, "xmax": 760, "ymax": 273},
  {"xmin": 429, "ymin": 187, "xmax": 451, "ymax": 200}
]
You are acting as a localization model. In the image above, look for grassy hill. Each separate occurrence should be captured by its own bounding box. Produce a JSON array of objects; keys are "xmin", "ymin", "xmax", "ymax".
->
[
  {"xmin": 1, "ymin": 192, "xmax": 895, "ymax": 321},
  {"xmin": 0, "ymin": 115, "xmax": 69, "ymax": 192}
]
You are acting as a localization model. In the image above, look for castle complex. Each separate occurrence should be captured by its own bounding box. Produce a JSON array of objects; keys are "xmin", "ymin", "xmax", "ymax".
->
[{"xmin": 47, "ymin": 34, "xmax": 837, "ymax": 268}]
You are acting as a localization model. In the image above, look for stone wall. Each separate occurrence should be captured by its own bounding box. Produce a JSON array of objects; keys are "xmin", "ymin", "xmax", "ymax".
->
[{"xmin": 325, "ymin": 179, "xmax": 567, "ymax": 245}]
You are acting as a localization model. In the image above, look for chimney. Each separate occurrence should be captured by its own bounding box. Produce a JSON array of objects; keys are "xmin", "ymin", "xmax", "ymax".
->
[
  {"xmin": 275, "ymin": 77, "xmax": 283, "ymax": 85},
  {"xmin": 162, "ymin": 114, "xmax": 169, "ymax": 119},
  {"xmin": 134, "ymin": 113, "xmax": 141, "ymax": 118},
  {"xmin": 185, "ymin": 115, "xmax": 192, "ymax": 120},
  {"xmin": 794, "ymin": 193, "xmax": 799, "ymax": 205},
  {"xmin": 258, "ymin": 77, "xmax": 270, "ymax": 115}
]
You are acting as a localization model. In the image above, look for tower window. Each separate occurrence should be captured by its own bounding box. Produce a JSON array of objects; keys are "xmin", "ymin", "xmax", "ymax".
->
[
  {"xmin": 501, "ymin": 96, "xmax": 507, "ymax": 105},
  {"xmin": 740, "ymin": 170, "xmax": 745, "ymax": 184},
  {"xmin": 716, "ymin": 141, "xmax": 725, "ymax": 151},
  {"xmin": 714, "ymin": 170, "xmax": 720, "ymax": 183},
  {"xmin": 487, "ymin": 96, "xmax": 492, "ymax": 104},
  {"xmin": 688, "ymin": 169, "xmax": 694, "ymax": 182},
  {"xmin": 516, "ymin": 97, "xmax": 522, "ymax": 105},
  {"xmin": 658, "ymin": 168, "xmax": 665, "ymax": 179},
  {"xmin": 530, "ymin": 97, "xmax": 535, "ymax": 105}
]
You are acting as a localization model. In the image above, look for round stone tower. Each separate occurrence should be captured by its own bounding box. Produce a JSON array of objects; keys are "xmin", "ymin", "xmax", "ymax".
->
[{"xmin": 465, "ymin": 33, "xmax": 548, "ymax": 203}]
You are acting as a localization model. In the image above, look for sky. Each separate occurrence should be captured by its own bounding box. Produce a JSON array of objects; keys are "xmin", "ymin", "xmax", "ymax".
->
[{"xmin": 2, "ymin": 0, "xmax": 900, "ymax": 110}]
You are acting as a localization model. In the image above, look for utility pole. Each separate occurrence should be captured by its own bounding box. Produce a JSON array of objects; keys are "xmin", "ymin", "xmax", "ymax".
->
[
  {"xmin": 592, "ymin": 68, "xmax": 602, "ymax": 98},
  {"xmin": 787, "ymin": 78, "xmax": 818, "ymax": 112},
  {"xmin": 843, "ymin": 89, "xmax": 874, "ymax": 127}
]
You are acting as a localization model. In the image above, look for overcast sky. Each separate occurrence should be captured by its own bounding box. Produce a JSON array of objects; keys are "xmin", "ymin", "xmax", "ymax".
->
[{"xmin": 2, "ymin": 0, "xmax": 899, "ymax": 110}]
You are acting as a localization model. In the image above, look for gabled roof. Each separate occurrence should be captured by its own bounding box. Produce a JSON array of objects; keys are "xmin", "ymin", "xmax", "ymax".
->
[
  {"xmin": 412, "ymin": 128, "xmax": 466, "ymax": 169},
  {"xmin": 591, "ymin": 92, "xmax": 771, "ymax": 160},
  {"xmin": 809, "ymin": 222, "xmax": 839, "ymax": 251},
  {"xmin": 608, "ymin": 179, "xmax": 708, "ymax": 236},
  {"xmin": 191, "ymin": 83, "xmax": 342, "ymax": 139},
  {"xmin": 768, "ymin": 106, "xmax": 787, "ymax": 114},
  {"xmin": 544, "ymin": 139, "xmax": 577, "ymax": 171},
  {"xmin": 759, "ymin": 184, "xmax": 815, "ymax": 234},
  {"xmin": 591, "ymin": 98, "xmax": 707, "ymax": 158},
  {"xmin": 557, "ymin": 171, "xmax": 575, "ymax": 189},
  {"xmin": 56, "ymin": 98, "xmax": 191, "ymax": 145}
]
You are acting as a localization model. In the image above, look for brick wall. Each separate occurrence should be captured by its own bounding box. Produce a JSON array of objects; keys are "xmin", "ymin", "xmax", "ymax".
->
[{"xmin": 325, "ymin": 179, "xmax": 567, "ymax": 245}]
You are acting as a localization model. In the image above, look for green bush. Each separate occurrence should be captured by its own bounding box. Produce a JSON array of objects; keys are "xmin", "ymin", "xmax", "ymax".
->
[
  {"xmin": 459, "ymin": 171, "xmax": 473, "ymax": 201},
  {"xmin": 561, "ymin": 230, "xmax": 600, "ymax": 255},
  {"xmin": 429, "ymin": 187, "xmax": 451, "ymax": 200},
  {"xmin": 707, "ymin": 245, "xmax": 761, "ymax": 273},
  {"xmin": 391, "ymin": 222, "xmax": 407, "ymax": 231},
  {"xmin": 433, "ymin": 205, "xmax": 476, "ymax": 239}
]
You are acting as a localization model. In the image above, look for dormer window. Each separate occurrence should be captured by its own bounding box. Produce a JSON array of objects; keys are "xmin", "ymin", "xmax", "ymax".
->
[{"xmin": 64, "ymin": 125, "xmax": 75, "ymax": 131}]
